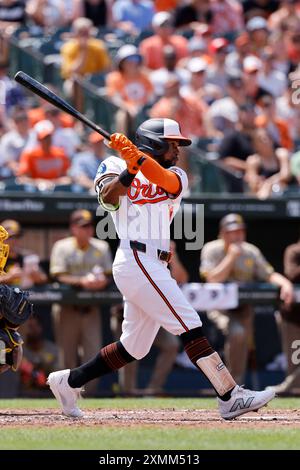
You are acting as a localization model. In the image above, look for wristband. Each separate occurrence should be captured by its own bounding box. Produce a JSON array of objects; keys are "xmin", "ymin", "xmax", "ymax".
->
[{"xmin": 118, "ymin": 169, "xmax": 136, "ymax": 187}]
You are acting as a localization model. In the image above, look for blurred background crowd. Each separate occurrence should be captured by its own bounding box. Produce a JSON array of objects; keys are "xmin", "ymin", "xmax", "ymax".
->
[
  {"xmin": 1, "ymin": 0, "xmax": 300, "ymax": 398},
  {"xmin": 2, "ymin": 0, "xmax": 300, "ymax": 195}
]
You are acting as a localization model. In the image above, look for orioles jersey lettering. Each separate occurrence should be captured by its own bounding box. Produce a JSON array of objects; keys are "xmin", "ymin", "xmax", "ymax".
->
[{"xmin": 94, "ymin": 155, "xmax": 188, "ymax": 252}]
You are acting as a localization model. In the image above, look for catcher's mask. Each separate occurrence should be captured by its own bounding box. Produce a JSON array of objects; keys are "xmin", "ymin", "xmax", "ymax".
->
[{"xmin": 135, "ymin": 118, "xmax": 191, "ymax": 157}]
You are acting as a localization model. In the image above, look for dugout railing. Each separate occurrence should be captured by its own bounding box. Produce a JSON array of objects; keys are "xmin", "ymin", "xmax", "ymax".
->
[{"xmin": 26, "ymin": 282, "xmax": 287, "ymax": 306}]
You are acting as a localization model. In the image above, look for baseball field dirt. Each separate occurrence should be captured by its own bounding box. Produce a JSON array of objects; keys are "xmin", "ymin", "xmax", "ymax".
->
[{"xmin": 0, "ymin": 398, "xmax": 300, "ymax": 449}]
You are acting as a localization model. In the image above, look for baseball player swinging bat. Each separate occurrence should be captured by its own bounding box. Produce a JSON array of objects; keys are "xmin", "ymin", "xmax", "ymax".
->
[
  {"xmin": 14, "ymin": 71, "xmax": 111, "ymax": 141},
  {"xmin": 16, "ymin": 72, "xmax": 275, "ymax": 419}
]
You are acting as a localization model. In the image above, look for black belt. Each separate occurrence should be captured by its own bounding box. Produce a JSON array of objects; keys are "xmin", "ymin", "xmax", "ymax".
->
[{"xmin": 130, "ymin": 240, "xmax": 172, "ymax": 263}]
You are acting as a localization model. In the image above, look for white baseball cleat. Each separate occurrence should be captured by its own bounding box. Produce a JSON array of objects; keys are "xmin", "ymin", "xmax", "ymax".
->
[
  {"xmin": 47, "ymin": 369, "xmax": 83, "ymax": 418},
  {"xmin": 218, "ymin": 385, "xmax": 275, "ymax": 420}
]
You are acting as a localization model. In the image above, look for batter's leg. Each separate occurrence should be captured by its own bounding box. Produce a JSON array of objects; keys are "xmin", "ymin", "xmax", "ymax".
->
[
  {"xmin": 47, "ymin": 300, "xmax": 160, "ymax": 417},
  {"xmin": 123, "ymin": 252, "xmax": 275, "ymax": 419}
]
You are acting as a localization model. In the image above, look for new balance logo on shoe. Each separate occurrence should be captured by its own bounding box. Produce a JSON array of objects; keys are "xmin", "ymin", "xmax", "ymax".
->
[{"xmin": 230, "ymin": 396, "xmax": 255, "ymax": 412}]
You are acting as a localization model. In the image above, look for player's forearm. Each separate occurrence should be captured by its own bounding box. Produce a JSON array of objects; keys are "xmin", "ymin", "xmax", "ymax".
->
[
  {"xmin": 140, "ymin": 157, "xmax": 180, "ymax": 194},
  {"xmin": 269, "ymin": 272, "xmax": 292, "ymax": 290},
  {"xmin": 54, "ymin": 274, "xmax": 83, "ymax": 287},
  {"xmin": 101, "ymin": 177, "xmax": 128, "ymax": 205},
  {"xmin": 205, "ymin": 254, "xmax": 236, "ymax": 283},
  {"xmin": 30, "ymin": 270, "xmax": 47, "ymax": 284}
]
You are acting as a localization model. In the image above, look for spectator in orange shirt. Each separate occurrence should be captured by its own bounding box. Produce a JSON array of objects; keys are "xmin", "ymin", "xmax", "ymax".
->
[
  {"xmin": 27, "ymin": 86, "xmax": 76, "ymax": 129},
  {"xmin": 105, "ymin": 44, "xmax": 154, "ymax": 136},
  {"xmin": 28, "ymin": 105, "xmax": 75, "ymax": 129},
  {"xmin": 149, "ymin": 75, "xmax": 207, "ymax": 139},
  {"xmin": 139, "ymin": 11, "xmax": 188, "ymax": 70},
  {"xmin": 18, "ymin": 120, "xmax": 71, "ymax": 191},
  {"xmin": 155, "ymin": 0, "xmax": 178, "ymax": 12}
]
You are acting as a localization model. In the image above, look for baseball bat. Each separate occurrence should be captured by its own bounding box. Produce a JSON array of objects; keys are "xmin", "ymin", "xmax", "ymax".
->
[{"xmin": 14, "ymin": 71, "xmax": 111, "ymax": 141}]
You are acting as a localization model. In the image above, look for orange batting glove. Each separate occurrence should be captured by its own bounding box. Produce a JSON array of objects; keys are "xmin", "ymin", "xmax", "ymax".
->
[
  {"xmin": 121, "ymin": 146, "xmax": 147, "ymax": 174},
  {"xmin": 109, "ymin": 133, "xmax": 135, "ymax": 152}
]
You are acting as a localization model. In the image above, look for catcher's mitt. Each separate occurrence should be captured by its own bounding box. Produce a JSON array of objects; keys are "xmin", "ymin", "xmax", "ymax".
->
[
  {"xmin": 0, "ymin": 327, "xmax": 23, "ymax": 373},
  {"xmin": 0, "ymin": 284, "xmax": 33, "ymax": 327}
]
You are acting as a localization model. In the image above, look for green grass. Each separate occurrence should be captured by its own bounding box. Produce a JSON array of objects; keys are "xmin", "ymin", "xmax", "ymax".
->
[
  {"xmin": 0, "ymin": 397, "xmax": 299, "ymax": 410},
  {"xmin": 0, "ymin": 398, "xmax": 300, "ymax": 450},
  {"xmin": 1, "ymin": 427, "xmax": 300, "ymax": 450},
  {"xmin": 0, "ymin": 397, "xmax": 215, "ymax": 410}
]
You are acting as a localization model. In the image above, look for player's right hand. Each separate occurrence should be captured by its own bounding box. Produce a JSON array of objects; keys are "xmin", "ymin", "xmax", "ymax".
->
[
  {"xmin": 227, "ymin": 243, "xmax": 243, "ymax": 258},
  {"xmin": 121, "ymin": 146, "xmax": 147, "ymax": 174},
  {"xmin": 109, "ymin": 133, "xmax": 135, "ymax": 152}
]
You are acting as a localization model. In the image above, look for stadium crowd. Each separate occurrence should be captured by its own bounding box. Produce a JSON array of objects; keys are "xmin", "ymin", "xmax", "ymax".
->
[{"xmin": 1, "ymin": 1, "xmax": 300, "ymax": 195}]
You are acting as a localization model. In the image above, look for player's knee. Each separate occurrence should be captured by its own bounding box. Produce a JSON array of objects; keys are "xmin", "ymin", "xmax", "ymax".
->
[
  {"xmin": 124, "ymin": 344, "xmax": 151, "ymax": 361},
  {"xmin": 131, "ymin": 350, "xmax": 148, "ymax": 361},
  {"xmin": 180, "ymin": 326, "xmax": 205, "ymax": 344}
]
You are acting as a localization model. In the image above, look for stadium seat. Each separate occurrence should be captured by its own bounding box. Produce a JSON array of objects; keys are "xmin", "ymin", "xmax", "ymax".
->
[
  {"xmin": 80, "ymin": 79, "xmax": 119, "ymax": 134},
  {"xmin": 53, "ymin": 184, "xmax": 86, "ymax": 193},
  {"xmin": 282, "ymin": 185, "xmax": 300, "ymax": 195},
  {"xmin": 3, "ymin": 180, "xmax": 38, "ymax": 192},
  {"xmin": 38, "ymin": 39, "xmax": 61, "ymax": 56},
  {"xmin": 88, "ymin": 72, "xmax": 107, "ymax": 88},
  {"xmin": 293, "ymin": 138, "xmax": 300, "ymax": 151},
  {"xmin": 189, "ymin": 152, "xmax": 229, "ymax": 194},
  {"xmin": 12, "ymin": 25, "xmax": 44, "ymax": 39},
  {"xmin": 195, "ymin": 137, "xmax": 220, "ymax": 152}
]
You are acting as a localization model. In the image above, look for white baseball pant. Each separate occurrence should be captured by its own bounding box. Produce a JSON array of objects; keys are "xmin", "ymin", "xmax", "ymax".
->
[{"xmin": 112, "ymin": 247, "xmax": 202, "ymax": 359}]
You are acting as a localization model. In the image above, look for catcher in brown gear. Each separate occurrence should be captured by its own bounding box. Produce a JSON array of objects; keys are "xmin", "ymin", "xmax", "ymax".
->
[{"xmin": 0, "ymin": 226, "xmax": 33, "ymax": 374}]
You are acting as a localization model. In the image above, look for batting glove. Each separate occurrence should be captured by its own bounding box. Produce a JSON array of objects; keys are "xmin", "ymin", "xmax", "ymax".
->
[{"xmin": 109, "ymin": 133, "xmax": 135, "ymax": 152}]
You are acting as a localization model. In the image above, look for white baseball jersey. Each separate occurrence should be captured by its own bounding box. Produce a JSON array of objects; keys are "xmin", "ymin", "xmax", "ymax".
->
[
  {"xmin": 94, "ymin": 155, "xmax": 201, "ymax": 359},
  {"xmin": 94, "ymin": 155, "xmax": 188, "ymax": 252}
]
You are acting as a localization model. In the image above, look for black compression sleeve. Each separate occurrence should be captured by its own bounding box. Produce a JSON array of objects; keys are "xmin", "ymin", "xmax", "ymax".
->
[{"xmin": 118, "ymin": 169, "xmax": 136, "ymax": 187}]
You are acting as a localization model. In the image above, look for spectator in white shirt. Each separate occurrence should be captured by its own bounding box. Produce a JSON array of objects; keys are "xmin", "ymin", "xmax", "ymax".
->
[
  {"xmin": 70, "ymin": 132, "xmax": 108, "ymax": 191},
  {"xmin": 0, "ymin": 106, "xmax": 31, "ymax": 178}
]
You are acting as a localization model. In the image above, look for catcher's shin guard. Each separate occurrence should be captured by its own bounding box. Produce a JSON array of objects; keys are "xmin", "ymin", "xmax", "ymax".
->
[
  {"xmin": 180, "ymin": 327, "xmax": 236, "ymax": 397},
  {"xmin": 68, "ymin": 341, "xmax": 135, "ymax": 388}
]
